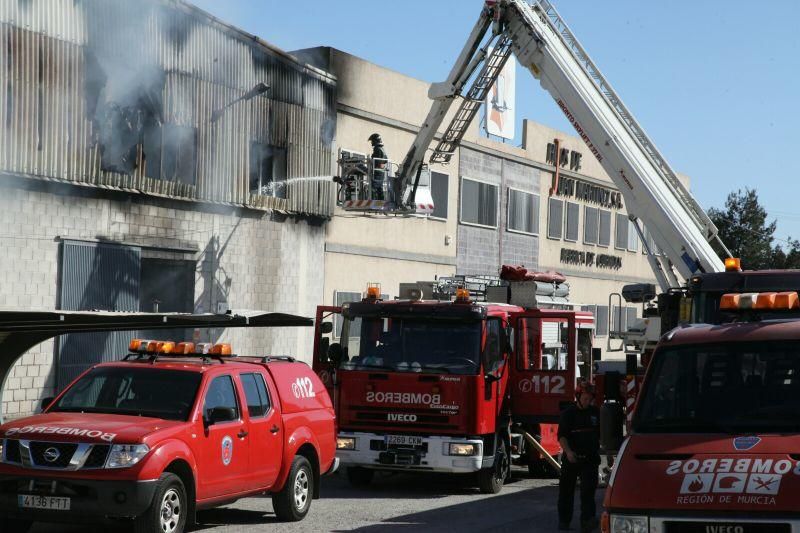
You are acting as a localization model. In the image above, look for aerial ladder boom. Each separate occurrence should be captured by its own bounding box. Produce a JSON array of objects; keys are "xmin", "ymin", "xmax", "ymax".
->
[{"xmin": 403, "ymin": 0, "xmax": 730, "ymax": 287}]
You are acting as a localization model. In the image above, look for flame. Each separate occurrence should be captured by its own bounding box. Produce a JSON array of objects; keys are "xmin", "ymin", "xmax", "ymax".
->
[{"xmin": 688, "ymin": 477, "xmax": 705, "ymax": 492}]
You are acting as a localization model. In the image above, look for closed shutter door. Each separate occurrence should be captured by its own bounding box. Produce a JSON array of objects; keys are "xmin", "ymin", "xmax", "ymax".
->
[{"xmin": 57, "ymin": 241, "xmax": 141, "ymax": 389}]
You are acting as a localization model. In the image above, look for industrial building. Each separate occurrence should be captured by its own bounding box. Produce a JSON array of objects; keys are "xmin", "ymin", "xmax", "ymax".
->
[{"xmin": 0, "ymin": 0, "xmax": 335, "ymax": 418}]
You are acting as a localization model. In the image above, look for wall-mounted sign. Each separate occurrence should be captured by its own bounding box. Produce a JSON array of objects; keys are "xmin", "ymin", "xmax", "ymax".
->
[
  {"xmin": 560, "ymin": 248, "xmax": 622, "ymax": 270},
  {"xmin": 546, "ymin": 143, "xmax": 582, "ymax": 172},
  {"xmin": 554, "ymin": 176, "xmax": 623, "ymax": 210},
  {"xmin": 485, "ymin": 54, "xmax": 516, "ymax": 140}
]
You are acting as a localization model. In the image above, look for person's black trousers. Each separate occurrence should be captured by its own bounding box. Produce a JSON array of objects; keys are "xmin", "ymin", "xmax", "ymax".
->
[{"xmin": 558, "ymin": 459, "xmax": 599, "ymax": 527}]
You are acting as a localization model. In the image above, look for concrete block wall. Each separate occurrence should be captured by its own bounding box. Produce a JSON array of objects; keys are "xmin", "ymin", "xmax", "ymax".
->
[
  {"xmin": 0, "ymin": 182, "xmax": 325, "ymax": 420},
  {"xmin": 456, "ymin": 149, "xmax": 540, "ymax": 275},
  {"xmin": 457, "ymin": 149, "xmax": 502, "ymax": 275}
]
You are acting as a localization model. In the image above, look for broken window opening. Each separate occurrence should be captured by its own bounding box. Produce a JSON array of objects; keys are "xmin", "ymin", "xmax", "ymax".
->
[
  {"xmin": 161, "ymin": 124, "xmax": 197, "ymax": 186},
  {"xmin": 249, "ymin": 141, "xmax": 287, "ymax": 198}
]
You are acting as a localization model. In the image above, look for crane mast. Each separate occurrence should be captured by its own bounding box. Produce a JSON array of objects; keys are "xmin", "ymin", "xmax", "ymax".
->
[{"xmin": 398, "ymin": 0, "xmax": 729, "ymax": 288}]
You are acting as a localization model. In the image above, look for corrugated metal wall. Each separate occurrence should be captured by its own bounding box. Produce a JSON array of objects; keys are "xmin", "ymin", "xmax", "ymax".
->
[
  {"xmin": 57, "ymin": 240, "xmax": 141, "ymax": 388},
  {"xmin": 0, "ymin": 0, "xmax": 335, "ymax": 216}
]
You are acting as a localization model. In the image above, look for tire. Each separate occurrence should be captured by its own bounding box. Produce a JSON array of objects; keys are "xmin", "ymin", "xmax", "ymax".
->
[
  {"xmin": 346, "ymin": 466, "xmax": 375, "ymax": 488},
  {"xmin": 273, "ymin": 455, "xmax": 314, "ymax": 522},
  {"xmin": 134, "ymin": 472, "xmax": 187, "ymax": 533},
  {"xmin": 478, "ymin": 438, "xmax": 509, "ymax": 494},
  {"xmin": 0, "ymin": 517, "xmax": 32, "ymax": 533}
]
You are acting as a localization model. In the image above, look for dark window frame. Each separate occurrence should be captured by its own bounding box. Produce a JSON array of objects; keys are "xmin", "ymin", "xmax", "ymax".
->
[{"xmin": 460, "ymin": 176, "xmax": 499, "ymax": 229}]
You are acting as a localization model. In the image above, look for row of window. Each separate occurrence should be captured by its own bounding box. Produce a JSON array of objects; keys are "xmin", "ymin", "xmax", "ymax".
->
[
  {"xmin": 460, "ymin": 177, "xmax": 540, "ymax": 235},
  {"xmin": 548, "ymin": 198, "xmax": 639, "ymax": 252},
  {"xmin": 204, "ymin": 372, "xmax": 272, "ymax": 421},
  {"xmin": 581, "ymin": 305, "xmax": 639, "ymax": 337}
]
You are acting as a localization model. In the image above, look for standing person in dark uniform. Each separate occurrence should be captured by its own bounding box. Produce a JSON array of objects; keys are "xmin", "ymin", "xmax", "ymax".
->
[
  {"xmin": 368, "ymin": 133, "xmax": 388, "ymax": 201},
  {"xmin": 557, "ymin": 382, "xmax": 600, "ymax": 532}
]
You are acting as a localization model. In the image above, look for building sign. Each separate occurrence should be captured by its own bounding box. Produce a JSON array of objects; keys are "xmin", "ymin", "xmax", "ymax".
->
[
  {"xmin": 560, "ymin": 248, "xmax": 622, "ymax": 270},
  {"xmin": 546, "ymin": 143, "xmax": 582, "ymax": 172},
  {"xmin": 485, "ymin": 54, "xmax": 516, "ymax": 140},
  {"xmin": 554, "ymin": 176, "xmax": 623, "ymax": 209}
]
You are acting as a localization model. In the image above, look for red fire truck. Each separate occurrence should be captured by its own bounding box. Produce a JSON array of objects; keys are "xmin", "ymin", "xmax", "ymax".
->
[
  {"xmin": 0, "ymin": 311, "xmax": 337, "ymax": 533},
  {"xmin": 313, "ymin": 282, "xmax": 594, "ymax": 493},
  {"xmin": 602, "ymin": 290, "xmax": 800, "ymax": 532}
]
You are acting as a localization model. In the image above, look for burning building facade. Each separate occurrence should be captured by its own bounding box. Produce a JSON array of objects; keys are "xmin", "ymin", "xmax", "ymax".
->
[{"xmin": 0, "ymin": 0, "xmax": 336, "ymax": 418}]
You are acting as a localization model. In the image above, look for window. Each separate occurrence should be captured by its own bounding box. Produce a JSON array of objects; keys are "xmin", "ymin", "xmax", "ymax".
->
[
  {"xmin": 335, "ymin": 291, "xmax": 362, "ymax": 338},
  {"xmin": 627, "ymin": 220, "xmax": 639, "ymax": 252},
  {"xmin": 598, "ymin": 210, "xmax": 611, "ymax": 247},
  {"xmin": 583, "ymin": 206, "xmax": 598, "ymax": 245},
  {"xmin": 482, "ymin": 319, "xmax": 504, "ymax": 375},
  {"xmin": 203, "ymin": 375, "xmax": 239, "ymax": 421},
  {"xmin": 162, "ymin": 124, "xmax": 197, "ymax": 186},
  {"xmin": 430, "ymin": 171, "xmax": 449, "ymax": 219},
  {"xmin": 53, "ymin": 367, "xmax": 201, "ymax": 421},
  {"xmin": 250, "ymin": 142, "xmax": 288, "ymax": 198},
  {"xmin": 508, "ymin": 189, "xmax": 539, "ymax": 235},
  {"xmin": 565, "ymin": 202, "xmax": 580, "ymax": 242},
  {"xmin": 460, "ymin": 177, "xmax": 498, "ymax": 228},
  {"xmin": 615, "ymin": 213, "xmax": 629, "ymax": 250},
  {"xmin": 241, "ymin": 373, "xmax": 271, "ymax": 418},
  {"xmin": 547, "ymin": 198, "xmax": 564, "ymax": 239},
  {"xmin": 595, "ymin": 305, "xmax": 609, "ymax": 337}
]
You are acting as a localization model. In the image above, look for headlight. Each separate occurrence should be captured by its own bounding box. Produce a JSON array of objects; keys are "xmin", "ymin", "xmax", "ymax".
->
[
  {"xmin": 105, "ymin": 444, "xmax": 150, "ymax": 469},
  {"xmin": 447, "ymin": 443, "xmax": 477, "ymax": 456},
  {"xmin": 337, "ymin": 437, "xmax": 356, "ymax": 450},
  {"xmin": 610, "ymin": 515, "xmax": 648, "ymax": 533}
]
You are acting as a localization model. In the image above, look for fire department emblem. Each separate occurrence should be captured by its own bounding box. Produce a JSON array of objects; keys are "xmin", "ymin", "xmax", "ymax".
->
[
  {"xmin": 221, "ymin": 436, "xmax": 234, "ymax": 466},
  {"xmin": 733, "ymin": 436, "xmax": 760, "ymax": 451}
]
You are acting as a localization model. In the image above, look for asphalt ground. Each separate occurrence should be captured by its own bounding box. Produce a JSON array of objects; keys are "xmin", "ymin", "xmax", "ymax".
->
[{"xmin": 31, "ymin": 466, "xmax": 605, "ymax": 533}]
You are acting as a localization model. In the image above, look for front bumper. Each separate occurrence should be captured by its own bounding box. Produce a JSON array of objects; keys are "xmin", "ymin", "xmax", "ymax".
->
[
  {"xmin": 337, "ymin": 431, "xmax": 485, "ymax": 473},
  {"xmin": 608, "ymin": 514, "xmax": 800, "ymax": 533},
  {"xmin": 0, "ymin": 474, "xmax": 158, "ymax": 523}
]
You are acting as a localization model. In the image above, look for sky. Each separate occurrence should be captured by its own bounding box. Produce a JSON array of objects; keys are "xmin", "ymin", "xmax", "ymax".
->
[{"xmin": 191, "ymin": 0, "xmax": 800, "ymax": 244}]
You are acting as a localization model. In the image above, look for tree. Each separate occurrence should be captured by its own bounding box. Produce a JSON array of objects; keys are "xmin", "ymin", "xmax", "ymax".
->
[
  {"xmin": 772, "ymin": 237, "xmax": 800, "ymax": 270},
  {"xmin": 708, "ymin": 188, "xmax": 776, "ymax": 270}
]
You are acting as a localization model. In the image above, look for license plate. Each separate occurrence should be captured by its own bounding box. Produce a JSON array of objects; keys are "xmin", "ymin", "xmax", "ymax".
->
[
  {"xmin": 18, "ymin": 494, "xmax": 71, "ymax": 511},
  {"xmin": 386, "ymin": 435, "xmax": 423, "ymax": 446}
]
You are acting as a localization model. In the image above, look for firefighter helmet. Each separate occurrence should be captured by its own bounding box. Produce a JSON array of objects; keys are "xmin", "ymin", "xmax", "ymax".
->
[{"xmin": 368, "ymin": 133, "xmax": 383, "ymax": 146}]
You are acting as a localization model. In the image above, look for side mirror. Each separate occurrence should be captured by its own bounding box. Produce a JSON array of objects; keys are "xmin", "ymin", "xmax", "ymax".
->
[
  {"xmin": 328, "ymin": 342, "xmax": 344, "ymax": 367},
  {"xmin": 318, "ymin": 337, "xmax": 331, "ymax": 362},
  {"xmin": 40, "ymin": 397, "xmax": 55, "ymax": 412},
  {"xmin": 320, "ymin": 321, "xmax": 334, "ymax": 334},
  {"xmin": 206, "ymin": 406, "xmax": 237, "ymax": 426}
]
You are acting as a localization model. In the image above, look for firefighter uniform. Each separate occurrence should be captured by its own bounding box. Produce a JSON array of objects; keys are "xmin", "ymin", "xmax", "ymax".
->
[{"xmin": 557, "ymin": 403, "xmax": 600, "ymax": 530}]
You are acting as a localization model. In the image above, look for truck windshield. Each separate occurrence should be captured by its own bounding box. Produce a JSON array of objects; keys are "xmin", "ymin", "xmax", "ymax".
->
[
  {"xmin": 634, "ymin": 341, "xmax": 800, "ymax": 433},
  {"xmin": 51, "ymin": 367, "xmax": 202, "ymax": 421},
  {"xmin": 340, "ymin": 317, "xmax": 482, "ymax": 375}
]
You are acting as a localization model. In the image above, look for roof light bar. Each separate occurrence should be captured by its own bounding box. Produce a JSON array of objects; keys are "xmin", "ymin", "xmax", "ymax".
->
[
  {"xmin": 720, "ymin": 291, "xmax": 800, "ymax": 311},
  {"xmin": 128, "ymin": 339, "xmax": 234, "ymax": 357}
]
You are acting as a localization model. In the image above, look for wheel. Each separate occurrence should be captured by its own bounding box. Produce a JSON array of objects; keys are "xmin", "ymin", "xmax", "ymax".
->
[
  {"xmin": 346, "ymin": 466, "xmax": 375, "ymax": 488},
  {"xmin": 273, "ymin": 455, "xmax": 314, "ymax": 522},
  {"xmin": 134, "ymin": 472, "xmax": 187, "ymax": 533},
  {"xmin": 0, "ymin": 517, "xmax": 32, "ymax": 533},
  {"xmin": 478, "ymin": 438, "xmax": 509, "ymax": 494}
]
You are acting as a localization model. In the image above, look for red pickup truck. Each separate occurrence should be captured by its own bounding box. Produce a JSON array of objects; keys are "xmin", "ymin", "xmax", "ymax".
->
[{"xmin": 0, "ymin": 339, "xmax": 337, "ymax": 533}]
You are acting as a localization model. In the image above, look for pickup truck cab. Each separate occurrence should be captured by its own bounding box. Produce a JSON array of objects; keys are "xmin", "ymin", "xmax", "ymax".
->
[
  {"xmin": 0, "ymin": 340, "xmax": 337, "ymax": 533},
  {"xmin": 603, "ymin": 291, "xmax": 800, "ymax": 533}
]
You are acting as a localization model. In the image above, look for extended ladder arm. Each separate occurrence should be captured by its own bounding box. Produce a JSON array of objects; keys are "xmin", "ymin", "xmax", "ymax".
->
[
  {"xmin": 396, "ymin": 4, "xmax": 496, "ymax": 206},
  {"xmin": 407, "ymin": 0, "xmax": 729, "ymax": 284},
  {"xmin": 499, "ymin": 0, "xmax": 727, "ymax": 279}
]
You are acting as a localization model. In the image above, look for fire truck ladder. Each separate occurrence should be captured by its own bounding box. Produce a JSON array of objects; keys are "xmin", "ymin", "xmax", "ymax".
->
[
  {"xmin": 430, "ymin": 34, "xmax": 514, "ymax": 164},
  {"xmin": 534, "ymin": 0, "xmax": 729, "ymax": 256}
]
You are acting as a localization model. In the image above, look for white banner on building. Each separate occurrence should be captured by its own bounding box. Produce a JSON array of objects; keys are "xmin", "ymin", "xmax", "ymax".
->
[{"xmin": 485, "ymin": 54, "xmax": 516, "ymax": 140}]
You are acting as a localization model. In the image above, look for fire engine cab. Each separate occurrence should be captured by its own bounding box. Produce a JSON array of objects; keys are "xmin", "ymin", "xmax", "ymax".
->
[
  {"xmin": 603, "ymin": 291, "xmax": 800, "ymax": 533},
  {"xmin": 314, "ymin": 279, "xmax": 594, "ymax": 493},
  {"xmin": 0, "ymin": 327, "xmax": 337, "ymax": 533}
]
